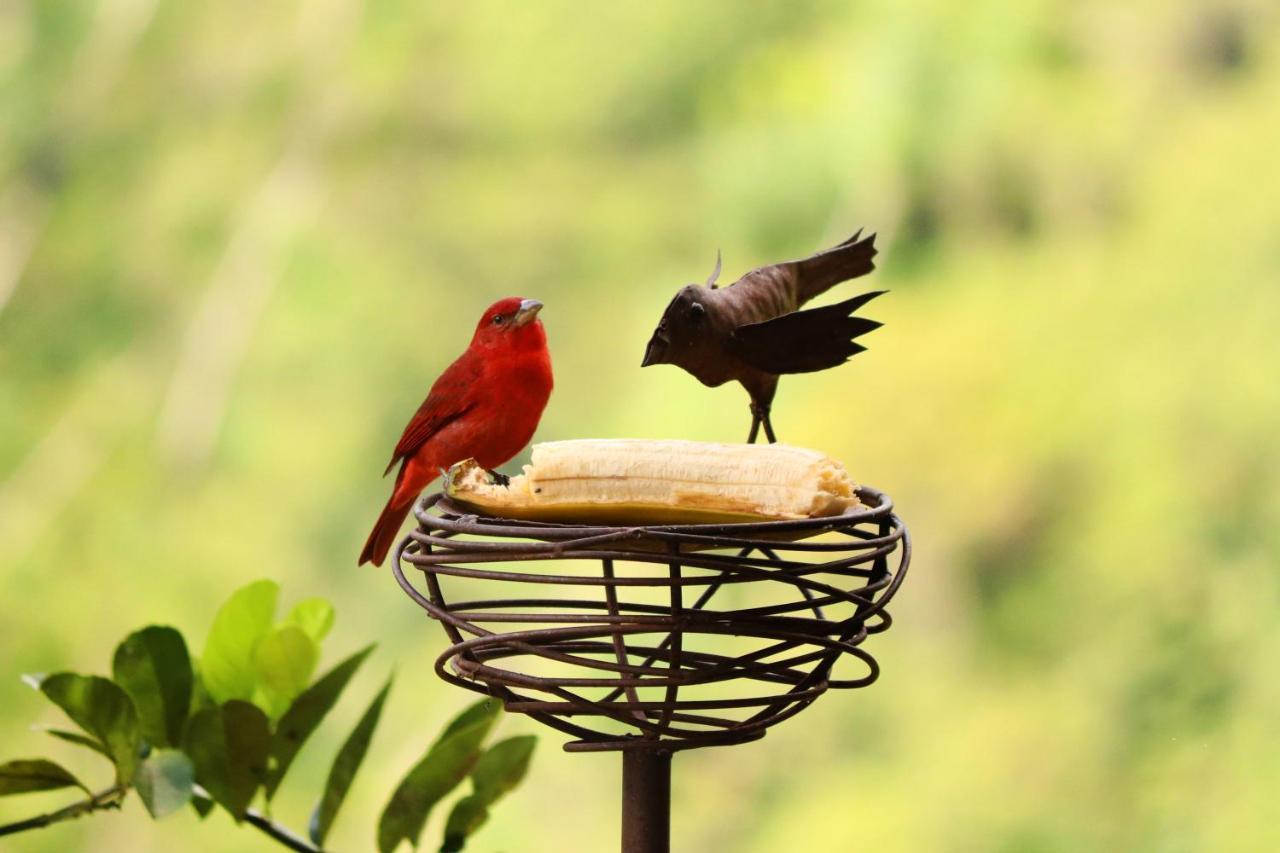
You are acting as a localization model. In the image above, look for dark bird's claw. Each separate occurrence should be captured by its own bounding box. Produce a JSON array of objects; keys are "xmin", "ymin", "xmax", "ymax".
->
[{"xmin": 485, "ymin": 468, "xmax": 511, "ymax": 486}]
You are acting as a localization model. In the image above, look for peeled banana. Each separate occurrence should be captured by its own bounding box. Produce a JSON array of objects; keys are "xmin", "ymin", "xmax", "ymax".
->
[{"xmin": 443, "ymin": 438, "xmax": 859, "ymax": 524}]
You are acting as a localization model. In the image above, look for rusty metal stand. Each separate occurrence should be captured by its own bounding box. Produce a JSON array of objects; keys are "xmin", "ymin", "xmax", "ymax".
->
[
  {"xmin": 392, "ymin": 488, "xmax": 910, "ymax": 852},
  {"xmin": 622, "ymin": 750, "xmax": 671, "ymax": 853}
]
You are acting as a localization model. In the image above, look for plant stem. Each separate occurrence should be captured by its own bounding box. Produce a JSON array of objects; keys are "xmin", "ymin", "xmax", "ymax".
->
[
  {"xmin": 0, "ymin": 784, "xmax": 126, "ymax": 838},
  {"xmin": 192, "ymin": 786, "xmax": 327, "ymax": 853},
  {"xmin": 244, "ymin": 807, "xmax": 326, "ymax": 853},
  {"xmin": 0, "ymin": 786, "xmax": 325, "ymax": 853}
]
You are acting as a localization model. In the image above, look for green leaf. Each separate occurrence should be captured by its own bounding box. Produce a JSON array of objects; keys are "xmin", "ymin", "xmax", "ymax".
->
[
  {"xmin": 189, "ymin": 672, "xmax": 217, "ymax": 717},
  {"xmin": 184, "ymin": 700, "xmax": 270, "ymax": 821},
  {"xmin": 439, "ymin": 736, "xmax": 537, "ymax": 852},
  {"xmin": 40, "ymin": 673, "xmax": 141, "ymax": 784},
  {"xmin": 377, "ymin": 699, "xmax": 501, "ymax": 853},
  {"xmin": 470, "ymin": 736, "xmax": 537, "ymax": 804},
  {"xmin": 37, "ymin": 727, "xmax": 111, "ymax": 759},
  {"xmin": 191, "ymin": 787, "xmax": 214, "ymax": 819},
  {"xmin": 286, "ymin": 598, "xmax": 335, "ymax": 645},
  {"xmin": 135, "ymin": 749, "xmax": 195, "ymax": 818},
  {"xmin": 112, "ymin": 626, "xmax": 194, "ymax": 748},
  {"xmin": 252, "ymin": 625, "xmax": 318, "ymax": 718},
  {"xmin": 265, "ymin": 644, "xmax": 375, "ymax": 800},
  {"xmin": 201, "ymin": 579, "xmax": 279, "ymax": 704},
  {"xmin": 309, "ymin": 673, "xmax": 393, "ymax": 846},
  {"xmin": 440, "ymin": 794, "xmax": 488, "ymax": 853},
  {"xmin": 440, "ymin": 699, "xmax": 500, "ymax": 740},
  {"xmin": 0, "ymin": 759, "xmax": 90, "ymax": 797}
]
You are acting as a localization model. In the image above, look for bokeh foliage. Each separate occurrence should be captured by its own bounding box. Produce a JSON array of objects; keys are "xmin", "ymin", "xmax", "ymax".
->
[{"xmin": 3, "ymin": 0, "xmax": 1280, "ymax": 850}]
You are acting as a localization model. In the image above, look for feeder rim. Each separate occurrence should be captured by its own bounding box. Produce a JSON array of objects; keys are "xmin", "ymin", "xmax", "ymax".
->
[{"xmin": 411, "ymin": 484, "xmax": 895, "ymax": 540}]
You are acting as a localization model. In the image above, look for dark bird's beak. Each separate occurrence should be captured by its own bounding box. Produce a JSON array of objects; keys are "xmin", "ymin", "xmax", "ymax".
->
[
  {"xmin": 641, "ymin": 332, "xmax": 667, "ymax": 367},
  {"xmin": 513, "ymin": 298, "xmax": 543, "ymax": 326}
]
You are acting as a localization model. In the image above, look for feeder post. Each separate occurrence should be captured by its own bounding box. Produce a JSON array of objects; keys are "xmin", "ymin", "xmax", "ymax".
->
[{"xmin": 622, "ymin": 750, "xmax": 671, "ymax": 853}]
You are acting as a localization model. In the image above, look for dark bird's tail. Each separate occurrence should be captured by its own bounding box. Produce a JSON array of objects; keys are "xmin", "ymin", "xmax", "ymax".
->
[
  {"xmin": 359, "ymin": 496, "xmax": 413, "ymax": 567},
  {"xmin": 793, "ymin": 230, "xmax": 878, "ymax": 304},
  {"xmin": 729, "ymin": 290, "xmax": 886, "ymax": 375}
]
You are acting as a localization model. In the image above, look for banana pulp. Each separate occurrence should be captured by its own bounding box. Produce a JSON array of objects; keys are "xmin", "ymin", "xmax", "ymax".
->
[{"xmin": 444, "ymin": 438, "xmax": 860, "ymax": 524}]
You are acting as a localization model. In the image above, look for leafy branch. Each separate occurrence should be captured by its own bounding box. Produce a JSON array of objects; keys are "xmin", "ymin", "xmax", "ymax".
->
[
  {"xmin": 0, "ymin": 783, "xmax": 126, "ymax": 839},
  {"xmin": 0, "ymin": 579, "xmax": 536, "ymax": 852}
]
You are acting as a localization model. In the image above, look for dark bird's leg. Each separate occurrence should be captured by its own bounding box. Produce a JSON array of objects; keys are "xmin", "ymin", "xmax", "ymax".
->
[
  {"xmin": 747, "ymin": 401, "xmax": 778, "ymax": 444},
  {"xmin": 761, "ymin": 407, "xmax": 777, "ymax": 443},
  {"xmin": 744, "ymin": 377, "xmax": 780, "ymax": 444},
  {"xmin": 485, "ymin": 468, "xmax": 510, "ymax": 486}
]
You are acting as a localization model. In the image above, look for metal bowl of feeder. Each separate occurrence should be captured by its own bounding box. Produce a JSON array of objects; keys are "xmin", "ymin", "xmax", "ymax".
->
[{"xmin": 391, "ymin": 486, "xmax": 910, "ymax": 852}]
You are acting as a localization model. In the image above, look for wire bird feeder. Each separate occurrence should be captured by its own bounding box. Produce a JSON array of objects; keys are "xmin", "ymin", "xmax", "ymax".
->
[{"xmin": 392, "ymin": 488, "xmax": 910, "ymax": 852}]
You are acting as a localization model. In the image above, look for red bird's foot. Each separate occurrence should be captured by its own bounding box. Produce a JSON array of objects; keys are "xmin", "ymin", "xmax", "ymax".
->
[{"xmin": 486, "ymin": 468, "xmax": 511, "ymax": 486}]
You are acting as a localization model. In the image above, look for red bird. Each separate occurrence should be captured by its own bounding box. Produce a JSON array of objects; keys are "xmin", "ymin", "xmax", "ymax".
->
[{"xmin": 359, "ymin": 297, "xmax": 553, "ymax": 566}]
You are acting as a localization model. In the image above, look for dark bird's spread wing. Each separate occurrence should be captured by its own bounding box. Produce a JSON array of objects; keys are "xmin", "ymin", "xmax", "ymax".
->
[
  {"xmin": 383, "ymin": 361, "xmax": 478, "ymax": 475},
  {"xmin": 728, "ymin": 290, "xmax": 886, "ymax": 375}
]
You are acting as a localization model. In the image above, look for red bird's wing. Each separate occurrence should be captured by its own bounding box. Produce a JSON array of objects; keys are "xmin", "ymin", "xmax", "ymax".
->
[{"xmin": 382, "ymin": 359, "xmax": 480, "ymax": 476}]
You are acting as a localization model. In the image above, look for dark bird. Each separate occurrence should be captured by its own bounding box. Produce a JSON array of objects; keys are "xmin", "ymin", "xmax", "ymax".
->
[{"xmin": 641, "ymin": 230, "xmax": 883, "ymax": 443}]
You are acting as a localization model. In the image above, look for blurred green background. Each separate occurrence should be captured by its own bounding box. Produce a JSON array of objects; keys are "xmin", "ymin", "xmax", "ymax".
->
[{"xmin": 3, "ymin": 0, "xmax": 1280, "ymax": 850}]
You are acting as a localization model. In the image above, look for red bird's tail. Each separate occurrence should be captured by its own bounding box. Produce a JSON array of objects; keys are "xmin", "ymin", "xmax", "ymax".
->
[
  {"xmin": 359, "ymin": 456, "xmax": 442, "ymax": 567},
  {"xmin": 358, "ymin": 496, "xmax": 414, "ymax": 567}
]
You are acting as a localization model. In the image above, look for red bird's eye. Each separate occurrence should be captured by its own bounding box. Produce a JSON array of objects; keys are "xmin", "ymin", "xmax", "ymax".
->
[{"xmin": 492, "ymin": 315, "xmax": 505, "ymax": 325}]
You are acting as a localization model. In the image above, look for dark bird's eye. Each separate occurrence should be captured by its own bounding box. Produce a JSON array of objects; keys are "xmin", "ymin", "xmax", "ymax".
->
[
  {"xmin": 690, "ymin": 302, "xmax": 706, "ymax": 321},
  {"xmin": 492, "ymin": 314, "xmax": 506, "ymax": 325}
]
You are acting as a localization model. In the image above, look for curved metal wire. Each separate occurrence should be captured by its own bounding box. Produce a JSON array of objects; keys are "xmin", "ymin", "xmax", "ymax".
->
[{"xmin": 392, "ymin": 487, "xmax": 910, "ymax": 753}]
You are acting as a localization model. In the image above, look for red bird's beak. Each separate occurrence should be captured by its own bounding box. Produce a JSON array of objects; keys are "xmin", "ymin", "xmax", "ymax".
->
[{"xmin": 513, "ymin": 299, "xmax": 543, "ymax": 326}]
